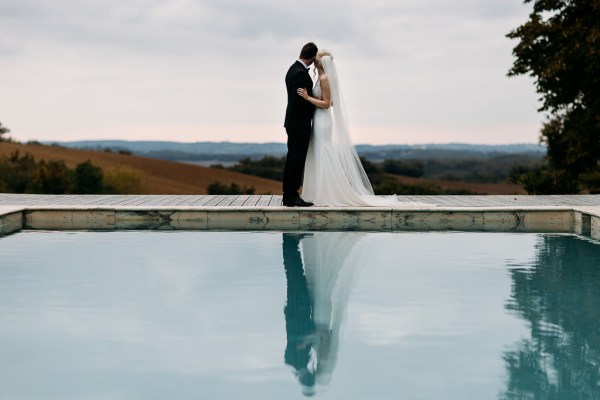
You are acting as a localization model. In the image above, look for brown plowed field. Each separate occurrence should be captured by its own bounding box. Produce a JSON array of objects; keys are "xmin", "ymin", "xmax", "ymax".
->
[
  {"xmin": 387, "ymin": 174, "xmax": 526, "ymax": 195},
  {"xmin": 0, "ymin": 142, "xmax": 281, "ymax": 194}
]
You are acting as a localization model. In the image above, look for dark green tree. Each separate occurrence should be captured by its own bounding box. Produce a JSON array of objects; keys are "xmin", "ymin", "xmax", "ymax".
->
[
  {"xmin": 508, "ymin": 0, "xmax": 600, "ymax": 193},
  {"xmin": 72, "ymin": 160, "xmax": 104, "ymax": 194},
  {"xmin": 0, "ymin": 151, "xmax": 37, "ymax": 192},
  {"xmin": 207, "ymin": 181, "xmax": 255, "ymax": 195},
  {"xmin": 0, "ymin": 121, "xmax": 10, "ymax": 142},
  {"xmin": 228, "ymin": 156, "xmax": 286, "ymax": 181},
  {"xmin": 382, "ymin": 159, "xmax": 424, "ymax": 177},
  {"xmin": 31, "ymin": 160, "xmax": 72, "ymax": 194}
]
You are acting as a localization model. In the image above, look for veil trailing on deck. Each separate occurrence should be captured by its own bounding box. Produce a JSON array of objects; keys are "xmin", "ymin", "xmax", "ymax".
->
[{"xmin": 302, "ymin": 55, "xmax": 434, "ymax": 207}]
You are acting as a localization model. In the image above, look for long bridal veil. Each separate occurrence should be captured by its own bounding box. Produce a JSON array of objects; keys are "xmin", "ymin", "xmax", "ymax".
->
[
  {"xmin": 304, "ymin": 55, "xmax": 434, "ymax": 207},
  {"xmin": 320, "ymin": 56, "xmax": 376, "ymax": 198}
]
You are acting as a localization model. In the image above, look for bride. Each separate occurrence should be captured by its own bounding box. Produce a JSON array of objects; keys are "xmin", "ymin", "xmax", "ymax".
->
[{"xmin": 297, "ymin": 50, "xmax": 432, "ymax": 207}]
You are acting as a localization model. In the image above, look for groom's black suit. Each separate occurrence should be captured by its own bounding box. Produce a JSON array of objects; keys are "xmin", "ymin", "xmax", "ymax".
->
[{"xmin": 283, "ymin": 61, "xmax": 315, "ymax": 200}]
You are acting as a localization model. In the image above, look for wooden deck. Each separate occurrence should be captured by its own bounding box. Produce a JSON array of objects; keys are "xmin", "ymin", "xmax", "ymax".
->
[{"xmin": 2, "ymin": 194, "xmax": 600, "ymax": 208}]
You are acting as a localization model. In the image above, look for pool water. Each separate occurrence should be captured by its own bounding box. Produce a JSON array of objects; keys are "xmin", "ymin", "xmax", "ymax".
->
[{"xmin": 0, "ymin": 231, "xmax": 599, "ymax": 399}]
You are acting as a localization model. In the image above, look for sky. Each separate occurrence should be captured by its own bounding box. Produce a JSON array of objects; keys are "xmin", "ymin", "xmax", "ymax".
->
[{"xmin": 0, "ymin": 0, "xmax": 542, "ymax": 145}]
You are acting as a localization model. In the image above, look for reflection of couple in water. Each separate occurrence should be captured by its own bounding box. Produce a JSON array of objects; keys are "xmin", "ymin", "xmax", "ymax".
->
[{"xmin": 282, "ymin": 232, "xmax": 365, "ymax": 396}]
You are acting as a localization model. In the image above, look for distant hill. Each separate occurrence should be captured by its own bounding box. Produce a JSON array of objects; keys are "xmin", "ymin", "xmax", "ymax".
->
[
  {"xmin": 50, "ymin": 140, "xmax": 546, "ymax": 162},
  {"xmin": 50, "ymin": 140, "xmax": 288, "ymax": 155}
]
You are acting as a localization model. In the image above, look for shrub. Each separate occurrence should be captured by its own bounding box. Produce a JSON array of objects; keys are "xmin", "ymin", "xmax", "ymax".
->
[
  {"xmin": 104, "ymin": 166, "xmax": 145, "ymax": 194},
  {"xmin": 228, "ymin": 156, "xmax": 285, "ymax": 181},
  {"xmin": 207, "ymin": 181, "xmax": 255, "ymax": 195},
  {"xmin": 0, "ymin": 151, "xmax": 37, "ymax": 193},
  {"xmin": 518, "ymin": 168, "xmax": 579, "ymax": 194},
  {"xmin": 73, "ymin": 160, "xmax": 104, "ymax": 194},
  {"xmin": 31, "ymin": 160, "xmax": 72, "ymax": 194},
  {"xmin": 382, "ymin": 159, "xmax": 425, "ymax": 177},
  {"xmin": 374, "ymin": 177, "xmax": 442, "ymax": 195},
  {"xmin": 580, "ymin": 170, "xmax": 600, "ymax": 194}
]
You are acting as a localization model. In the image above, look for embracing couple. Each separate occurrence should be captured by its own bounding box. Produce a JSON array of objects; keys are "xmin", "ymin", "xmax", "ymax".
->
[{"xmin": 282, "ymin": 42, "xmax": 429, "ymax": 208}]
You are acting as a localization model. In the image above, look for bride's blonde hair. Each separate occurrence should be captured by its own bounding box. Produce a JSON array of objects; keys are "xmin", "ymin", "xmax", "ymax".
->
[
  {"xmin": 317, "ymin": 49, "xmax": 333, "ymax": 60},
  {"xmin": 314, "ymin": 50, "xmax": 333, "ymax": 70}
]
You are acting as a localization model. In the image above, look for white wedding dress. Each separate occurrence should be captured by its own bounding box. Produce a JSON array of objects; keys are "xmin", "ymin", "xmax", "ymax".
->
[{"xmin": 302, "ymin": 57, "xmax": 433, "ymax": 207}]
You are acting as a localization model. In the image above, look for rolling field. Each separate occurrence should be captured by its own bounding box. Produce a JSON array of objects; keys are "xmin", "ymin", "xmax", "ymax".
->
[
  {"xmin": 1, "ymin": 142, "xmax": 525, "ymax": 195},
  {"xmin": 0, "ymin": 142, "xmax": 281, "ymax": 194}
]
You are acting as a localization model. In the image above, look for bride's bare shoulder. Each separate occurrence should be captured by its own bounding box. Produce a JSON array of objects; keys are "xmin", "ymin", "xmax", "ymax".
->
[{"xmin": 319, "ymin": 74, "xmax": 329, "ymax": 81}]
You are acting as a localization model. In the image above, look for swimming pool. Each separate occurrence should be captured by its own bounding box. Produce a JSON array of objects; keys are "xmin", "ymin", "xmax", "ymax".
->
[{"xmin": 1, "ymin": 231, "xmax": 599, "ymax": 399}]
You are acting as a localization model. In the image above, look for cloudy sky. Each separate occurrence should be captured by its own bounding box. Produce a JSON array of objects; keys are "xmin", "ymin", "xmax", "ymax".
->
[{"xmin": 0, "ymin": 0, "xmax": 541, "ymax": 145}]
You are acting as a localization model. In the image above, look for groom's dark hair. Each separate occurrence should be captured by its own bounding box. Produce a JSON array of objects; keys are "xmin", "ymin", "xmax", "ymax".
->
[{"xmin": 299, "ymin": 42, "xmax": 318, "ymax": 59}]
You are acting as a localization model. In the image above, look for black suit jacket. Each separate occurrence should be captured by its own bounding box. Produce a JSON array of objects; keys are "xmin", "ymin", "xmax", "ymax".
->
[{"xmin": 284, "ymin": 61, "xmax": 315, "ymax": 132}]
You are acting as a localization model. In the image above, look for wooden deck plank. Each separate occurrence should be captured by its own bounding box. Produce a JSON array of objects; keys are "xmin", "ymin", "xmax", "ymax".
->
[
  {"xmin": 562, "ymin": 196, "xmax": 600, "ymax": 206},
  {"xmin": 413, "ymin": 195, "xmax": 460, "ymax": 206},
  {"xmin": 479, "ymin": 195, "xmax": 511, "ymax": 206},
  {"xmin": 58, "ymin": 195, "xmax": 106, "ymax": 205},
  {"xmin": 77, "ymin": 195, "xmax": 107, "ymax": 205},
  {"xmin": 255, "ymin": 195, "xmax": 273, "ymax": 206},
  {"xmin": 216, "ymin": 195, "xmax": 239, "ymax": 206},
  {"xmin": 125, "ymin": 195, "xmax": 171, "ymax": 207},
  {"xmin": 169, "ymin": 195, "xmax": 194, "ymax": 206},
  {"xmin": 244, "ymin": 194, "xmax": 273, "ymax": 207},
  {"xmin": 140, "ymin": 195, "xmax": 173, "ymax": 206},
  {"xmin": 75, "ymin": 195, "xmax": 127, "ymax": 206},
  {"xmin": 203, "ymin": 195, "xmax": 227, "ymax": 206},
  {"xmin": 101, "ymin": 195, "xmax": 138, "ymax": 206},
  {"xmin": 443, "ymin": 196, "xmax": 479, "ymax": 206},
  {"xmin": 24, "ymin": 195, "xmax": 63, "ymax": 205},
  {"xmin": 172, "ymin": 195, "xmax": 199, "ymax": 206},
  {"xmin": 230, "ymin": 195, "xmax": 250, "ymax": 207},
  {"xmin": 114, "ymin": 194, "xmax": 157, "ymax": 207},
  {"xmin": 0, "ymin": 194, "xmax": 29, "ymax": 205},
  {"xmin": 189, "ymin": 195, "xmax": 214, "ymax": 206},
  {"xmin": 399, "ymin": 195, "xmax": 437, "ymax": 205},
  {"xmin": 172, "ymin": 195, "xmax": 201, "ymax": 206},
  {"xmin": 116, "ymin": 195, "xmax": 160, "ymax": 207},
  {"xmin": 269, "ymin": 195, "xmax": 283, "ymax": 207},
  {"xmin": 159, "ymin": 195, "xmax": 189, "ymax": 207}
]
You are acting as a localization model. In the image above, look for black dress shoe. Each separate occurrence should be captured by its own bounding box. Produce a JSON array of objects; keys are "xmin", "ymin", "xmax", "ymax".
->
[{"xmin": 282, "ymin": 197, "xmax": 314, "ymax": 207}]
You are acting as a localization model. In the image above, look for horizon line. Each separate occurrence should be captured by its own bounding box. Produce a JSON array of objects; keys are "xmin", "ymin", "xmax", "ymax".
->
[{"xmin": 42, "ymin": 139, "xmax": 545, "ymax": 147}]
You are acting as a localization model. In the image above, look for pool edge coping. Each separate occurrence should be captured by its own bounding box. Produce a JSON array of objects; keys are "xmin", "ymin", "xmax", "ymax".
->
[{"xmin": 1, "ymin": 205, "xmax": 599, "ymax": 239}]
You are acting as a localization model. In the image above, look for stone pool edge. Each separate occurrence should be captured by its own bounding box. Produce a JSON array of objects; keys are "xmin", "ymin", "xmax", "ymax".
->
[{"xmin": 1, "ymin": 206, "xmax": 599, "ymax": 239}]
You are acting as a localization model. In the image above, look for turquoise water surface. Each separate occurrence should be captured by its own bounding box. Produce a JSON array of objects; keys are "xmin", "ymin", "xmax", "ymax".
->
[{"xmin": 0, "ymin": 231, "xmax": 599, "ymax": 399}]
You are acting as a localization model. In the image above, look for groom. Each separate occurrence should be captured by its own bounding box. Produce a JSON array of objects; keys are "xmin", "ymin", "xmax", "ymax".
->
[{"xmin": 282, "ymin": 42, "xmax": 318, "ymax": 207}]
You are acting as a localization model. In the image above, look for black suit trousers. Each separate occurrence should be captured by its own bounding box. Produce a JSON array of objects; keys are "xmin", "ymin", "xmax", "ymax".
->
[{"xmin": 282, "ymin": 127, "xmax": 311, "ymax": 199}]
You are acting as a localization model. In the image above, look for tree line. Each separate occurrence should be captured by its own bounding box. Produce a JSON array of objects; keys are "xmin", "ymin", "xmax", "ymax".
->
[
  {"xmin": 213, "ymin": 154, "xmax": 542, "ymax": 184},
  {"xmin": 213, "ymin": 156, "xmax": 487, "ymax": 195}
]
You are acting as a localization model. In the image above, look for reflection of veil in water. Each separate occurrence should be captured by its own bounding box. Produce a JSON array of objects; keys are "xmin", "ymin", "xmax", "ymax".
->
[
  {"xmin": 282, "ymin": 232, "xmax": 365, "ymax": 396},
  {"xmin": 303, "ymin": 232, "xmax": 365, "ymax": 386}
]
